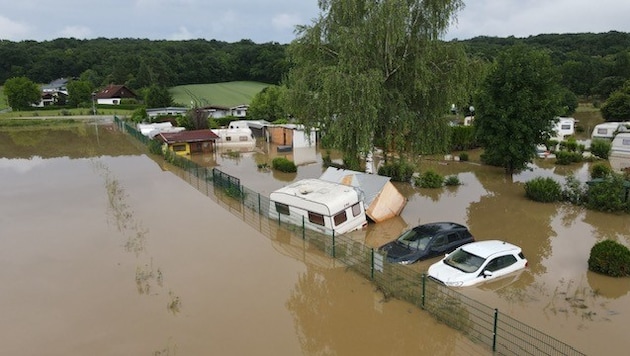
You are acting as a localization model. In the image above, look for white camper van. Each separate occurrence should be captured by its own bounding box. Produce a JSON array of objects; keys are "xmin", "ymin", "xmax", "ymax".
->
[
  {"xmin": 269, "ymin": 179, "xmax": 368, "ymax": 235},
  {"xmin": 591, "ymin": 122, "xmax": 630, "ymax": 140}
]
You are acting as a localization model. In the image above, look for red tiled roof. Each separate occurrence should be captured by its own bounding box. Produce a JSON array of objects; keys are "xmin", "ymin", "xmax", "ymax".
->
[
  {"xmin": 157, "ymin": 130, "xmax": 219, "ymax": 144},
  {"xmin": 94, "ymin": 84, "xmax": 137, "ymax": 99}
]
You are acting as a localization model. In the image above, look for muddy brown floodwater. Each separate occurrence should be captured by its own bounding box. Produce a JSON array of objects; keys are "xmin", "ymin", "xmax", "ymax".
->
[{"xmin": 1, "ymin": 121, "xmax": 629, "ymax": 355}]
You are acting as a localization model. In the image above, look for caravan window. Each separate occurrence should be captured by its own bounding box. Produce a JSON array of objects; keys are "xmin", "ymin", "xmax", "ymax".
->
[
  {"xmin": 275, "ymin": 202, "xmax": 290, "ymax": 215},
  {"xmin": 351, "ymin": 203, "xmax": 362, "ymax": 217},
  {"xmin": 561, "ymin": 124, "xmax": 571, "ymax": 130},
  {"xmin": 333, "ymin": 210, "xmax": 348, "ymax": 226},
  {"xmin": 597, "ymin": 128, "xmax": 607, "ymax": 134},
  {"xmin": 239, "ymin": 135, "xmax": 249, "ymax": 141},
  {"xmin": 308, "ymin": 212, "xmax": 325, "ymax": 226}
]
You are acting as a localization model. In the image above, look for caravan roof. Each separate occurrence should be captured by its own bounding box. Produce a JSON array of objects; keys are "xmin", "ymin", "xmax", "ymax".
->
[{"xmin": 270, "ymin": 179, "xmax": 361, "ymax": 216}]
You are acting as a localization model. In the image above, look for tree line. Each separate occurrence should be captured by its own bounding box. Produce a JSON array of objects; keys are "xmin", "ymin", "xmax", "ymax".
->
[{"xmin": 1, "ymin": 31, "xmax": 630, "ymax": 99}]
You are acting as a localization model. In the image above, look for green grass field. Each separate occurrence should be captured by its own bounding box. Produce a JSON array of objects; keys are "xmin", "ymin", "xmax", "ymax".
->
[{"xmin": 169, "ymin": 81, "xmax": 270, "ymax": 107}]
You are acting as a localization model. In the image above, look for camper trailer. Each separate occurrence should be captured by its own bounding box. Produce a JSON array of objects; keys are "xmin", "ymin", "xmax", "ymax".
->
[
  {"xmin": 269, "ymin": 179, "xmax": 368, "ymax": 235},
  {"xmin": 610, "ymin": 132, "xmax": 630, "ymax": 173},
  {"xmin": 211, "ymin": 127, "xmax": 256, "ymax": 150},
  {"xmin": 551, "ymin": 117, "xmax": 576, "ymax": 141},
  {"xmin": 591, "ymin": 122, "xmax": 630, "ymax": 140}
]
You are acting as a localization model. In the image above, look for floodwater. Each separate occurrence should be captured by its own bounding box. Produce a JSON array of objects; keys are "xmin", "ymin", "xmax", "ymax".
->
[{"xmin": 1, "ymin": 121, "xmax": 629, "ymax": 355}]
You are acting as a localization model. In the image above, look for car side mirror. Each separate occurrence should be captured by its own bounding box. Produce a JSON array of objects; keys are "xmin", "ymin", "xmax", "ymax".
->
[{"xmin": 483, "ymin": 270, "xmax": 493, "ymax": 278}]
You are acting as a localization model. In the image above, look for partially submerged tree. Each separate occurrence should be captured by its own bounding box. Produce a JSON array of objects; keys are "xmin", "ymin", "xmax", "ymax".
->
[
  {"xmin": 474, "ymin": 44, "xmax": 562, "ymax": 176},
  {"xmin": 4, "ymin": 76, "xmax": 41, "ymax": 110},
  {"xmin": 283, "ymin": 0, "xmax": 473, "ymax": 169}
]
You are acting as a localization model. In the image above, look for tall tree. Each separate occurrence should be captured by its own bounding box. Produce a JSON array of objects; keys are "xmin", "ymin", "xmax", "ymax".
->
[
  {"xmin": 3, "ymin": 76, "xmax": 41, "ymax": 110},
  {"xmin": 474, "ymin": 44, "xmax": 562, "ymax": 176},
  {"xmin": 600, "ymin": 79, "xmax": 630, "ymax": 121},
  {"xmin": 283, "ymin": 0, "xmax": 471, "ymax": 169},
  {"xmin": 248, "ymin": 85, "xmax": 286, "ymax": 122},
  {"xmin": 145, "ymin": 84, "xmax": 174, "ymax": 108},
  {"xmin": 66, "ymin": 79, "xmax": 93, "ymax": 108}
]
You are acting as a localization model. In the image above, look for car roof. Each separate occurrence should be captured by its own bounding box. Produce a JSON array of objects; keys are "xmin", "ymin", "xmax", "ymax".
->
[
  {"xmin": 460, "ymin": 240, "xmax": 520, "ymax": 259},
  {"xmin": 415, "ymin": 222, "xmax": 467, "ymax": 232}
]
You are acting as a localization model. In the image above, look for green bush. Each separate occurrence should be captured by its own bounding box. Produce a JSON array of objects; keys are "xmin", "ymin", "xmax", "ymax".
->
[
  {"xmin": 450, "ymin": 126, "xmax": 477, "ymax": 150},
  {"xmin": 416, "ymin": 170, "xmax": 444, "ymax": 188},
  {"xmin": 590, "ymin": 163, "xmax": 612, "ymax": 179},
  {"xmin": 590, "ymin": 138, "xmax": 612, "ymax": 159},
  {"xmin": 444, "ymin": 175, "xmax": 461, "ymax": 186},
  {"xmin": 458, "ymin": 152, "xmax": 469, "ymax": 162},
  {"xmin": 588, "ymin": 240, "xmax": 630, "ymax": 277},
  {"xmin": 585, "ymin": 175, "xmax": 630, "ymax": 213},
  {"xmin": 555, "ymin": 150, "xmax": 583, "ymax": 165},
  {"xmin": 524, "ymin": 177, "xmax": 562, "ymax": 202},
  {"xmin": 272, "ymin": 157, "xmax": 297, "ymax": 173},
  {"xmin": 378, "ymin": 160, "xmax": 415, "ymax": 182},
  {"xmin": 562, "ymin": 175, "xmax": 586, "ymax": 204}
]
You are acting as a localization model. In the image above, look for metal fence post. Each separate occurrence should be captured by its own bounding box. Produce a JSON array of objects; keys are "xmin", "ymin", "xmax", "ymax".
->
[
  {"xmin": 421, "ymin": 274, "xmax": 426, "ymax": 309},
  {"xmin": 493, "ymin": 308, "xmax": 499, "ymax": 352},
  {"xmin": 370, "ymin": 248, "xmax": 374, "ymax": 280},
  {"xmin": 258, "ymin": 192, "xmax": 261, "ymax": 213}
]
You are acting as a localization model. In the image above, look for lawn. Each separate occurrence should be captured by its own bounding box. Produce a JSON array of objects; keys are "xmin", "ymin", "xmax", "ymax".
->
[{"xmin": 169, "ymin": 81, "xmax": 270, "ymax": 107}]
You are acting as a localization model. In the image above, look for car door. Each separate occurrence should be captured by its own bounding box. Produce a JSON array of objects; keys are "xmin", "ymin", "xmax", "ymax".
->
[
  {"xmin": 481, "ymin": 254, "xmax": 518, "ymax": 281},
  {"xmin": 428, "ymin": 234, "xmax": 449, "ymax": 257}
]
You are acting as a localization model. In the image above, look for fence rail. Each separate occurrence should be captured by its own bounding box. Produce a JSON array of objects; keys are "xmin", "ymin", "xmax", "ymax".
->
[{"xmin": 114, "ymin": 116, "xmax": 586, "ymax": 356}]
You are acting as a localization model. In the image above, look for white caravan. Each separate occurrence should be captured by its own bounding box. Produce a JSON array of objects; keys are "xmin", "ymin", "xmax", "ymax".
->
[
  {"xmin": 609, "ymin": 133, "xmax": 630, "ymax": 173},
  {"xmin": 211, "ymin": 127, "xmax": 256, "ymax": 150},
  {"xmin": 269, "ymin": 179, "xmax": 368, "ymax": 235},
  {"xmin": 591, "ymin": 122, "xmax": 630, "ymax": 140}
]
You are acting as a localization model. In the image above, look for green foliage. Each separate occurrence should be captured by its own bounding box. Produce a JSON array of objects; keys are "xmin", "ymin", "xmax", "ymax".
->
[
  {"xmin": 66, "ymin": 80, "xmax": 93, "ymax": 108},
  {"xmin": 562, "ymin": 175, "xmax": 586, "ymax": 204},
  {"xmin": 474, "ymin": 44, "xmax": 562, "ymax": 175},
  {"xmin": 588, "ymin": 240, "xmax": 630, "ymax": 277},
  {"xmin": 555, "ymin": 150, "xmax": 583, "ymax": 165},
  {"xmin": 586, "ymin": 175, "xmax": 630, "ymax": 213},
  {"xmin": 3, "ymin": 76, "xmax": 41, "ymax": 110},
  {"xmin": 590, "ymin": 138, "xmax": 612, "ymax": 159},
  {"xmin": 145, "ymin": 85, "xmax": 173, "ymax": 108},
  {"xmin": 417, "ymin": 170, "xmax": 445, "ymax": 188},
  {"xmin": 458, "ymin": 152, "xmax": 469, "ymax": 161},
  {"xmin": 524, "ymin": 177, "xmax": 562, "ymax": 202},
  {"xmin": 378, "ymin": 160, "xmax": 415, "ymax": 182},
  {"xmin": 591, "ymin": 163, "xmax": 613, "ymax": 179},
  {"xmin": 248, "ymin": 85, "xmax": 286, "ymax": 122},
  {"xmin": 147, "ymin": 139, "xmax": 163, "ymax": 154},
  {"xmin": 271, "ymin": 157, "xmax": 297, "ymax": 173},
  {"xmin": 444, "ymin": 175, "xmax": 461, "ymax": 186},
  {"xmin": 558, "ymin": 87, "xmax": 579, "ymax": 116},
  {"xmin": 450, "ymin": 126, "xmax": 477, "ymax": 151},
  {"xmin": 284, "ymin": 0, "xmax": 473, "ymax": 164},
  {"xmin": 130, "ymin": 107, "xmax": 148, "ymax": 123},
  {"xmin": 601, "ymin": 80, "xmax": 630, "ymax": 121}
]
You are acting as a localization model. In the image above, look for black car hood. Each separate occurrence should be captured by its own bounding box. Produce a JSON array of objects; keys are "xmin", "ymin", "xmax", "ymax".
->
[{"xmin": 381, "ymin": 241, "xmax": 424, "ymax": 263}]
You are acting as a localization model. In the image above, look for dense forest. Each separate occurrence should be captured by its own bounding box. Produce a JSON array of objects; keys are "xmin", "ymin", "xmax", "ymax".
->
[{"xmin": 1, "ymin": 31, "xmax": 629, "ymax": 99}]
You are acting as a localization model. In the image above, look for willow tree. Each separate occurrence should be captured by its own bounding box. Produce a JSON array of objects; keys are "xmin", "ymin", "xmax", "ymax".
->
[{"xmin": 283, "ymin": 0, "xmax": 472, "ymax": 169}]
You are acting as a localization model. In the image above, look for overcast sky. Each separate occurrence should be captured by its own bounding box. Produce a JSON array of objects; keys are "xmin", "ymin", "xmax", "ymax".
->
[{"xmin": 1, "ymin": 0, "xmax": 629, "ymax": 44}]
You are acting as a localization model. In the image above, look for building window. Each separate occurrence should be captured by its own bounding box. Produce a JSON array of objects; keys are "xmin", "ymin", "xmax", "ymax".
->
[
  {"xmin": 333, "ymin": 210, "xmax": 348, "ymax": 226},
  {"xmin": 173, "ymin": 144, "xmax": 186, "ymax": 152},
  {"xmin": 308, "ymin": 212, "xmax": 325, "ymax": 226},
  {"xmin": 275, "ymin": 202, "xmax": 290, "ymax": 215}
]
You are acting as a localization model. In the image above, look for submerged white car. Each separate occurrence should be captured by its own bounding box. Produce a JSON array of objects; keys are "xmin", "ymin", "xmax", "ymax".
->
[{"xmin": 427, "ymin": 240, "xmax": 528, "ymax": 287}]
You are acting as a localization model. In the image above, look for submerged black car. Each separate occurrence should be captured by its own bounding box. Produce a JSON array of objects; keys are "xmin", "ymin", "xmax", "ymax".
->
[{"xmin": 378, "ymin": 222, "xmax": 474, "ymax": 264}]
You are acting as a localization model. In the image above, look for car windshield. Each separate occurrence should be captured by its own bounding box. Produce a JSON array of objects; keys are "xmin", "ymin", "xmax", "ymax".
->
[
  {"xmin": 396, "ymin": 229, "xmax": 432, "ymax": 250},
  {"xmin": 444, "ymin": 248, "xmax": 485, "ymax": 273}
]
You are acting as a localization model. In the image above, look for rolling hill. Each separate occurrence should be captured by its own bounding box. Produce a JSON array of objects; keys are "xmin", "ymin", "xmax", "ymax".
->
[{"xmin": 169, "ymin": 81, "xmax": 270, "ymax": 108}]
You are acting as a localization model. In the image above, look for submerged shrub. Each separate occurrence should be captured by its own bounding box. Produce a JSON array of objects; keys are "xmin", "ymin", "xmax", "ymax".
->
[
  {"xmin": 590, "ymin": 138, "xmax": 612, "ymax": 159},
  {"xmin": 524, "ymin": 177, "xmax": 562, "ymax": 202},
  {"xmin": 272, "ymin": 157, "xmax": 297, "ymax": 173},
  {"xmin": 378, "ymin": 160, "xmax": 415, "ymax": 182},
  {"xmin": 562, "ymin": 175, "xmax": 586, "ymax": 204},
  {"xmin": 588, "ymin": 240, "xmax": 630, "ymax": 277},
  {"xmin": 590, "ymin": 162, "xmax": 612, "ymax": 179},
  {"xmin": 585, "ymin": 175, "xmax": 630, "ymax": 213},
  {"xmin": 444, "ymin": 175, "xmax": 461, "ymax": 186},
  {"xmin": 458, "ymin": 152, "xmax": 469, "ymax": 162},
  {"xmin": 416, "ymin": 170, "xmax": 444, "ymax": 188},
  {"xmin": 555, "ymin": 150, "xmax": 583, "ymax": 165}
]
